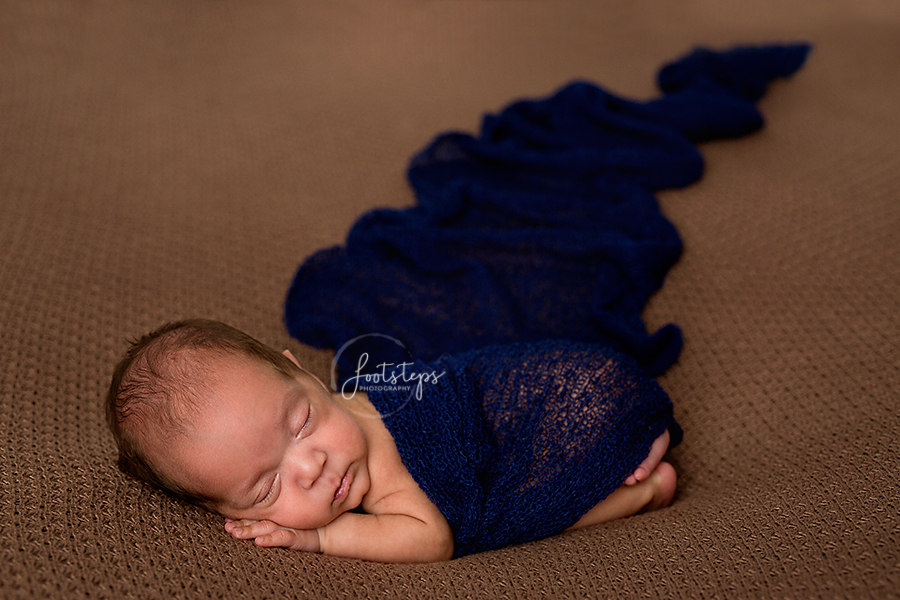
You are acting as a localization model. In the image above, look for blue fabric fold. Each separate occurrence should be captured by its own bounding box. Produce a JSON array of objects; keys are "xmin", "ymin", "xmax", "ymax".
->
[
  {"xmin": 284, "ymin": 43, "xmax": 809, "ymax": 555},
  {"xmin": 286, "ymin": 43, "xmax": 810, "ymax": 380}
]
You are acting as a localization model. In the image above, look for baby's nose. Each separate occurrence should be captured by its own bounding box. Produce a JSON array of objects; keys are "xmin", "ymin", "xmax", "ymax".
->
[{"xmin": 290, "ymin": 447, "xmax": 326, "ymax": 490}]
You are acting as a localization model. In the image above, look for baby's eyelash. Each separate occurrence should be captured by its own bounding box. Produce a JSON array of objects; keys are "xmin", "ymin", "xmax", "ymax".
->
[
  {"xmin": 259, "ymin": 476, "xmax": 277, "ymax": 504},
  {"xmin": 296, "ymin": 408, "xmax": 311, "ymax": 438}
]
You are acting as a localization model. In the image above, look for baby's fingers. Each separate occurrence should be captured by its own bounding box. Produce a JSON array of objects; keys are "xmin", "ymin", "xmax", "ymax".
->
[
  {"xmin": 224, "ymin": 518, "xmax": 257, "ymax": 531},
  {"xmin": 225, "ymin": 518, "xmax": 278, "ymax": 540},
  {"xmin": 253, "ymin": 527, "xmax": 301, "ymax": 549}
]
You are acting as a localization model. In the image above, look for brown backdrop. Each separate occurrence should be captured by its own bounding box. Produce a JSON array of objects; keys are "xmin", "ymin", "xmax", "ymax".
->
[{"xmin": 2, "ymin": 1, "xmax": 898, "ymax": 598}]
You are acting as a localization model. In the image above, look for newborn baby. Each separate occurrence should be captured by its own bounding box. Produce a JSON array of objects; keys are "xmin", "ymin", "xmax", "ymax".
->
[{"xmin": 106, "ymin": 319, "xmax": 678, "ymax": 562}]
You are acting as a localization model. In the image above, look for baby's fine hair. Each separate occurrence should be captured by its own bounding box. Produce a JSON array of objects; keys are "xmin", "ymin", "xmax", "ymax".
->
[{"xmin": 106, "ymin": 318, "xmax": 305, "ymax": 506}]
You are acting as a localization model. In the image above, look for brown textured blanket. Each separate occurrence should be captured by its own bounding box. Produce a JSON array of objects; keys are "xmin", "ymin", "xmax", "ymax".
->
[{"xmin": 1, "ymin": 0, "xmax": 898, "ymax": 598}]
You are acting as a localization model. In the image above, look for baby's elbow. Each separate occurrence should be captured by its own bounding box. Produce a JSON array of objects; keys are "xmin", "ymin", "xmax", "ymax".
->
[
  {"xmin": 406, "ymin": 509, "xmax": 454, "ymax": 562},
  {"xmin": 438, "ymin": 529, "xmax": 455, "ymax": 561},
  {"xmin": 423, "ymin": 520, "xmax": 454, "ymax": 562},
  {"xmin": 430, "ymin": 529, "xmax": 454, "ymax": 562}
]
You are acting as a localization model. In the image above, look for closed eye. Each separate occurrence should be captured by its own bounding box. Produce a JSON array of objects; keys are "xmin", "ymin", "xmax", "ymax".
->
[
  {"xmin": 257, "ymin": 474, "xmax": 279, "ymax": 506},
  {"xmin": 296, "ymin": 406, "xmax": 311, "ymax": 438}
]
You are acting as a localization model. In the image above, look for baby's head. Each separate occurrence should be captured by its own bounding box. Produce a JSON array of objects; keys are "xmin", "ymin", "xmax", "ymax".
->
[{"xmin": 106, "ymin": 319, "xmax": 370, "ymax": 529}]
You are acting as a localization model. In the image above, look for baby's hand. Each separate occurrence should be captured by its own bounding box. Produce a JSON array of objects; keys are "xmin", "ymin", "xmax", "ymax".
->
[
  {"xmin": 624, "ymin": 429, "xmax": 670, "ymax": 486},
  {"xmin": 225, "ymin": 518, "xmax": 321, "ymax": 553}
]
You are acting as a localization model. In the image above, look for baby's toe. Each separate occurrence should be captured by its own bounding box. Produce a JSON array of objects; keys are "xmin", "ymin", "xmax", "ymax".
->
[{"xmin": 624, "ymin": 467, "xmax": 648, "ymax": 486}]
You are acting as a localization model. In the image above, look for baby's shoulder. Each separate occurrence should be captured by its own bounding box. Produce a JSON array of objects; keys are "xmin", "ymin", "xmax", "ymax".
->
[{"xmin": 336, "ymin": 392, "xmax": 443, "ymax": 521}]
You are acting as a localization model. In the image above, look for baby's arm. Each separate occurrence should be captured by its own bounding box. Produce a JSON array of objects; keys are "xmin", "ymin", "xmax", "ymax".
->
[
  {"xmin": 321, "ymin": 510, "xmax": 452, "ymax": 562},
  {"xmin": 226, "ymin": 500, "xmax": 453, "ymax": 563}
]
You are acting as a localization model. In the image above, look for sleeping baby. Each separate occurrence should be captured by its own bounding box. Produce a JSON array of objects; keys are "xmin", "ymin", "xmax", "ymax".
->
[{"xmin": 106, "ymin": 319, "xmax": 680, "ymax": 562}]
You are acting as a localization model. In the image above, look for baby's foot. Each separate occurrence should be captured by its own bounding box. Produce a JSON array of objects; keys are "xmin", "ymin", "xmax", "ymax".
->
[
  {"xmin": 625, "ymin": 429, "xmax": 670, "ymax": 486},
  {"xmin": 640, "ymin": 461, "xmax": 677, "ymax": 512}
]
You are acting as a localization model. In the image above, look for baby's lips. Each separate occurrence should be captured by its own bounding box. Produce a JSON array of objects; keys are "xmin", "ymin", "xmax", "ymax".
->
[{"xmin": 333, "ymin": 470, "xmax": 351, "ymax": 504}]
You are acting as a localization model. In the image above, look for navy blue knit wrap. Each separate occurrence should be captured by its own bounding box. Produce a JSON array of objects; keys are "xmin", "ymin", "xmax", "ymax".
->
[
  {"xmin": 362, "ymin": 340, "xmax": 682, "ymax": 557},
  {"xmin": 285, "ymin": 43, "xmax": 810, "ymax": 555},
  {"xmin": 286, "ymin": 43, "xmax": 810, "ymax": 379}
]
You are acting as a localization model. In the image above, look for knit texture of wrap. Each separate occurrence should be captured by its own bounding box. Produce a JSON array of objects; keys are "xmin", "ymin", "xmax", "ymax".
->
[
  {"xmin": 346, "ymin": 339, "xmax": 683, "ymax": 557},
  {"xmin": 285, "ymin": 43, "xmax": 810, "ymax": 556}
]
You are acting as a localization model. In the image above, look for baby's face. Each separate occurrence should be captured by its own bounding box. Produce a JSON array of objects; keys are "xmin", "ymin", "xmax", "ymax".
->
[{"xmin": 159, "ymin": 353, "xmax": 370, "ymax": 531}]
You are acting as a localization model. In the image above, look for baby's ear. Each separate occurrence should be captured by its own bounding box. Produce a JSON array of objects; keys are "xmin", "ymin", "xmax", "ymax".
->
[
  {"xmin": 282, "ymin": 349, "xmax": 301, "ymax": 367},
  {"xmin": 282, "ymin": 349, "xmax": 331, "ymax": 392}
]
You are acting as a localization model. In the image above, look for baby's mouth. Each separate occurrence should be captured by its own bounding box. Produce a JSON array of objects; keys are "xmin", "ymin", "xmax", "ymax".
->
[{"xmin": 333, "ymin": 470, "xmax": 351, "ymax": 504}]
